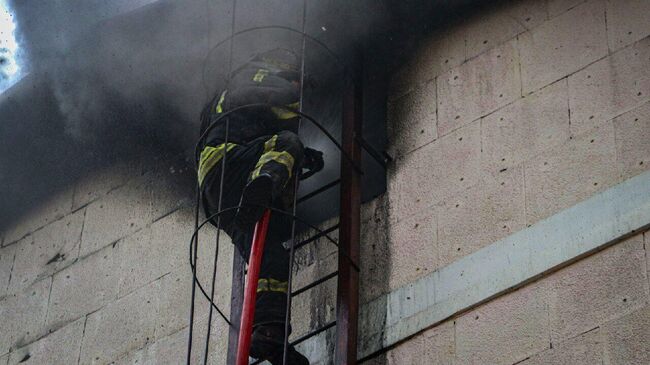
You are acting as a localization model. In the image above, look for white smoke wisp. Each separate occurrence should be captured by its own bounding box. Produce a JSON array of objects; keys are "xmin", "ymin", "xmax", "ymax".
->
[{"xmin": 0, "ymin": 0, "xmax": 21, "ymax": 93}]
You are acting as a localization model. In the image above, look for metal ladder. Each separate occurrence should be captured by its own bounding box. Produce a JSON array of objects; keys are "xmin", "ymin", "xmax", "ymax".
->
[
  {"xmin": 225, "ymin": 60, "xmax": 364, "ymax": 365},
  {"xmin": 185, "ymin": 0, "xmax": 384, "ymax": 361}
]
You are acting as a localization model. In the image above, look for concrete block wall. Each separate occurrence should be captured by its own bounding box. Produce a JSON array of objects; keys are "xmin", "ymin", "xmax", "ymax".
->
[
  {"xmin": 0, "ymin": 157, "xmax": 235, "ymax": 365},
  {"xmin": 2, "ymin": 0, "xmax": 650, "ymax": 364},
  {"xmin": 366, "ymin": 232, "xmax": 650, "ymax": 365},
  {"xmin": 362, "ymin": 0, "xmax": 650, "ymax": 363},
  {"xmin": 367, "ymin": 0, "xmax": 650, "ymax": 298}
]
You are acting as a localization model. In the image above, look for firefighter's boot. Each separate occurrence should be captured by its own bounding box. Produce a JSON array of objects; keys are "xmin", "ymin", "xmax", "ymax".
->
[
  {"xmin": 235, "ymin": 173, "xmax": 274, "ymax": 231},
  {"xmin": 250, "ymin": 324, "xmax": 310, "ymax": 365}
]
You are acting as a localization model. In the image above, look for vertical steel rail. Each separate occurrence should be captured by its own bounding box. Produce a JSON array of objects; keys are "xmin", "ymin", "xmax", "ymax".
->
[
  {"xmin": 203, "ymin": 119, "xmax": 231, "ymax": 364},
  {"xmin": 187, "ymin": 185, "xmax": 202, "ymax": 364},
  {"xmin": 335, "ymin": 51, "xmax": 362, "ymax": 365},
  {"xmin": 282, "ymin": 0, "xmax": 309, "ymax": 363},
  {"xmin": 226, "ymin": 254, "xmax": 245, "ymax": 365},
  {"xmin": 202, "ymin": 0, "xmax": 238, "ymax": 363}
]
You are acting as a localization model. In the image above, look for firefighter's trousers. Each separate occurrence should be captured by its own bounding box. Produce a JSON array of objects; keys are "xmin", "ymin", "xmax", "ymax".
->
[{"xmin": 200, "ymin": 130, "xmax": 304, "ymax": 326}]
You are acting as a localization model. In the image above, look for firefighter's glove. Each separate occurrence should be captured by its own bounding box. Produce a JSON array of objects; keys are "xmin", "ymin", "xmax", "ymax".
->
[{"xmin": 301, "ymin": 147, "xmax": 324, "ymax": 180}]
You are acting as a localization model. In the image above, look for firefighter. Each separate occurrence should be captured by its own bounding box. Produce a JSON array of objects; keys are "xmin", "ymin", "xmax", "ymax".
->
[{"xmin": 198, "ymin": 48, "xmax": 323, "ymax": 365}]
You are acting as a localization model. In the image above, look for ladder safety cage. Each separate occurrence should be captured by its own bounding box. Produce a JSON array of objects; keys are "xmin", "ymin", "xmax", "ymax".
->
[{"xmin": 186, "ymin": 2, "xmax": 376, "ymax": 364}]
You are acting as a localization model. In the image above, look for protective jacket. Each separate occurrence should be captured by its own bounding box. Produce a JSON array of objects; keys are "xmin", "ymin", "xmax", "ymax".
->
[
  {"xmin": 197, "ymin": 53, "xmax": 306, "ymax": 329},
  {"xmin": 200, "ymin": 60, "xmax": 301, "ymax": 147}
]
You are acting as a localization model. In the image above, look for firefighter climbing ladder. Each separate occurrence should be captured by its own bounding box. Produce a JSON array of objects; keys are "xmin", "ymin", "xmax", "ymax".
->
[{"xmin": 186, "ymin": 1, "xmax": 376, "ymax": 363}]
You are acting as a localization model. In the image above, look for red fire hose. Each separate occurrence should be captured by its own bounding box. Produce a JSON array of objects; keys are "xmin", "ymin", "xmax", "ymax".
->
[{"xmin": 236, "ymin": 209, "xmax": 271, "ymax": 365}]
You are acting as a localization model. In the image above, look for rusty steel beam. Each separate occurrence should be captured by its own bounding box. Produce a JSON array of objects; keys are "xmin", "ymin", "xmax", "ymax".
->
[{"xmin": 335, "ymin": 52, "xmax": 363, "ymax": 365}]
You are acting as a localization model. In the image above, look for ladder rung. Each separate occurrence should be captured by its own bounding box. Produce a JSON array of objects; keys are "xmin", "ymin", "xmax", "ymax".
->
[
  {"xmin": 249, "ymin": 321, "xmax": 336, "ymax": 365},
  {"xmin": 291, "ymin": 321, "xmax": 337, "ymax": 347},
  {"xmin": 292, "ymin": 271, "xmax": 338, "ymax": 297},
  {"xmin": 297, "ymin": 179, "xmax": 341, "ymax": 204},
  {"xmin": 356, "ymin": 136, "xmax": 390, "ymax": 169},
  {"xmin": 290, "ymin": 224, "xmax": 339, "ymax": 251}
]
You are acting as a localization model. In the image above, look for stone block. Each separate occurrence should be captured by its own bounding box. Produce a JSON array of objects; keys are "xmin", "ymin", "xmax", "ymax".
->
[
  {"xmin": 72, "ymin": 159, "xmax": 142, "ymax": 210},
  {"xmin": 465, "ymin": 0, "xmax": 547, "ymax": 59},
  {"xmin": 156, "ymin": 257, "xmax": 233, "ymax": 340},
  {"xmin": 135, "ymin": 332, "xmax": 188, "ymax": 365},
  {"xmin": 521, "ymin": 328, "xmax": 604, "ymax": 365},
  {"xmin": 614, "ymin": 102, "xmax": 650, "ymax": 179},
  {"xmin": 455, "ymin": 280, "xmax": 551, "ymax": 365},
  {"xmin": 389, "ymin": 26, "xmax": 466, "ymax": 100},
  {"xmin": 293, "ymin": 249, "xmax": 337, "ymax": 298},
  {"xmin": 291, "ymin": 273, "xmax": 337, "ymax": 340},
  {"xmin": 80, "ymin": 176, "xmax": 153, "ymax": 257},
  {"xmin": 8, "ymin": 318, "xmax": 85, "ymax": 365},
  {"xmin": 519, "ymin": 0, "xmax": 608, "ymax": 94},
  {"xmin": 547, "ymin": 0, "xmax": 588, "ymax": 18},
  {"xmin": 360, "ymin": 200, "xmax": 431, "ymax": 302},
  {"xmin": 481, "ymin": 79, "xmax": 570, "ymax": 175},
  {"xmin": 387, "ymin": 79, "xmax": 437, "ymax": 158},
  {"xmin": 147, "ymin": 330, "xmax": 195, "ymax": 365},
  {"xmin": 569, "ymin": 37, "xmax": 650, "ymax": 136},
  {"xmin": 111, "ymin": 315, "xmax": 231, "ymax": 365},
  {"xmin": 437, "ymin": 39, "xmax": 521, "ymax": 136},
  {"xmin": 356, "ymin": 217, "xmax": 393, "ymax": 303},
  {"xmin": 291, "ymin": 242, "xmax": 338, "ymax": 338},
  {"xmin": 8, "ymin": 208, "xmax": 84, "ymax": 294},
  {"xmin": 382, "ymin": 321, "xmax": 455, "ymax": 365},
  {"xmin": 524, "ymin": 121, "xmax": 619, "ymax": 224},
  {"xmin": 79, "ymin": 280, "xmax": 159, "ymax": 365},
  {"xmin": 606, "ymin": 0, "xmax": 650, "ymax": 52},
  {"xmin": 3, "ymin": 189, "xmax": 73, "ymax": 247},
  {"xmin": 361, "ymin": 194, "xmax": 387, "ymax": 225},
  {"xmin": 192, "ymin": 224, "xmax": 235, "ymax": 313},
  {"xmin": 602, "ymin": 305, "xmax": 650, "ymax": 365},
  {"xmin": 156, "ymin": 269, "xmax": 196, "ymax": 340},
  {"xmin": 0, "ymin": 244, "xmax": 15, "ymax": 299},
  {"xmin": 117, "ymin": 209, "xmax": 192, "ymax": 298},
  {"xmin": 546, "ymin": 235, "xmax": 648, "ymax": 342},
  {"xmin": 293, "ymin": 219, "xmax": 339, "ymax": 271},
  {"xmin": 148, "ymin": 161, "xmax": 194, "ymax": 222},
  {"xmin": 0, "ymin": 278, "xmax": 51, "ymax": 355},
  {"xmin": 389, "ymin": 121, "xmax": 481, "ymax": 222},
  {"xmin": 46, "ymin": 245, "xmax": 119, "ymax": 330},
  {"xmin": 386, "ymin": 207, "xmax": 438, "ymax": 290},
  {"xmin": 438, "ymin": 166, "xmax": 526, "ymax": 267},
  {"xmin": 294, "ymin": 222, "xmax": 338, "ymax": 279}
]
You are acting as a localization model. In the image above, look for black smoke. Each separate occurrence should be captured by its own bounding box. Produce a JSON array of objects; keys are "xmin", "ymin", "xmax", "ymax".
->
[{"xmin": 0, "ymin": 0, "xmax": 488, "ymax": 232}]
